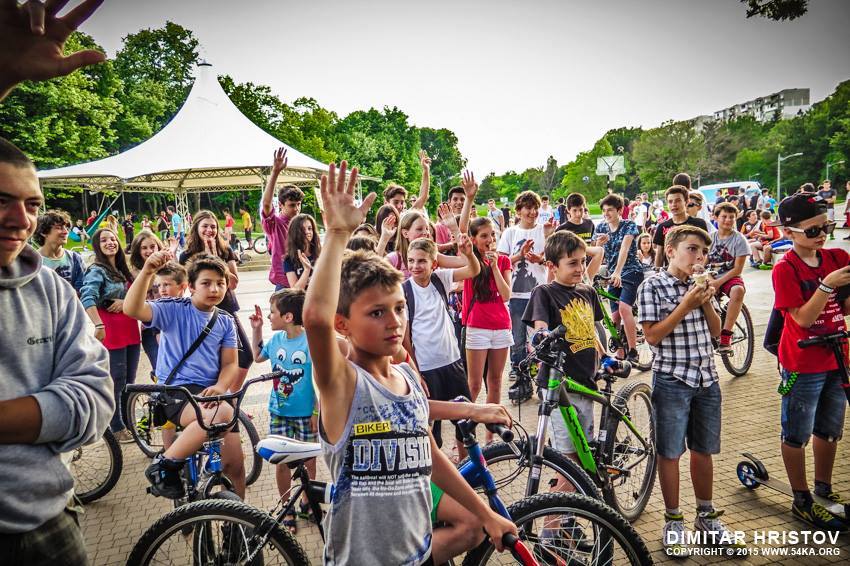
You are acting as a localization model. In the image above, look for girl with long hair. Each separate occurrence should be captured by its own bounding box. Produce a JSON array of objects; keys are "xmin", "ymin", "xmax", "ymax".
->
[
  {"xmin": 129, "ymin": 231, "xmax": 168, "ymax": 374},
  {"xmin": 463, "ymin": 217, "xmax": 512, "ymax": 437},
  {"xmin": 284, "ymin": 213, "xmax": 322, "ymax": 290},
  {"xmin": 80, "ymin": 228, "xmax": 140, "ymax": 440},
  {"xmin": 386, "ymin": 209, "xmax": 465, "ymax": 279},
  {"xmin": 179, "ymin": 210, "xmax": 252, "ymax": 388}
]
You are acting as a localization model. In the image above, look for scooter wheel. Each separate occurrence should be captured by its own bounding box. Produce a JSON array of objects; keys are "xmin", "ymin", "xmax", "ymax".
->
[{"xmin": 737, "ymin": 461, "xmax": 760, "ymax": 490}]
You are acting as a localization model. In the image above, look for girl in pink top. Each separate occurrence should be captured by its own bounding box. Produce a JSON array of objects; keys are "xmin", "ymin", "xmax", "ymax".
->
[{"xmin": 462, "ymin": 217, "xmax": 512, "ymax": 437}]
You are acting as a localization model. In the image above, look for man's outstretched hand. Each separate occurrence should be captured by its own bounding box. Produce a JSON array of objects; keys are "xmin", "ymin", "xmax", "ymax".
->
[{"xmin": 0, "ymin": 0, "xmax": 107, "ymax": 101}]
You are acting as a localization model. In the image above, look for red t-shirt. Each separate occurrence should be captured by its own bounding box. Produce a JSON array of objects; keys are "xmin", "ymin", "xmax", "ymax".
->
[
  {"xmin": 760, "ymin": 225, "xmax": 780, "ymax": 244},
  {"xmin": 225, "ymin": 217, "xmax": 234, "ymax": 228},
  {"xmin": 462, "ymin": 254, "xmax": 511, "ymax": 330},
  {"xmin": 773, "ymin": 248, "xmax": 849, "ymax": 372}
]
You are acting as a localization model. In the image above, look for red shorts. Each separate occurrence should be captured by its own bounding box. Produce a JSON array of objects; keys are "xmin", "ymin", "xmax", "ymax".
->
[{"xmin": 719, "ymin": 276, "xmax": 745, "ymax": 297}]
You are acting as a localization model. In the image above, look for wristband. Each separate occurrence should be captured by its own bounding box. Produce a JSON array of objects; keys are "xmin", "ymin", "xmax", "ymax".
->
[
  {"xmin": 818, "ymin": 283, "xmax": 834, "ymax": 294},
  {"xmin": 95, "ymin": 324, "xmax": 105, "ymax": 329}
]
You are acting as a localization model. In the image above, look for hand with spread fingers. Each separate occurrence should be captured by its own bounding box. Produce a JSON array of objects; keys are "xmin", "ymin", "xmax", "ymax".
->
[
  {"xmin": 0, "ymin": 0, "xmax": 108, "ymax": 100},
  {"xmin": 320, "ymin": 161, "xmax": 376, "ymax": 234}
]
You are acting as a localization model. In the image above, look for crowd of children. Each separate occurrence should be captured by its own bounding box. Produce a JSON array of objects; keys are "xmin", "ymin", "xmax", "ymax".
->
[{"xmin": 29, "ymin": 144, "xmax": 850, "ymax": 562}]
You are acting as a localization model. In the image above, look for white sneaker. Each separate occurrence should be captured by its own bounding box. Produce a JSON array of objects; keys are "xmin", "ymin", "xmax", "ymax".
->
[
  {"xmin": 663, "ymin": 513, "xmax": 689, "ymax": 557},
  {"xmin": 694, "ymin": 509, "xmax": 745, "ymax": 548}
]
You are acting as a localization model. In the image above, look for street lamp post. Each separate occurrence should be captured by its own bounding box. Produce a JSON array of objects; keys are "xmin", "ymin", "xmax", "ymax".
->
[
  {"xmin": 777, "ymin": 152, "xmax": 803, "ymax": 201},
  {"xmin": 749, "ymin": 173, "xmax": 761, "ymax": 182},
  {"xmin": 826, "ymin": 160, "xmax": 845, "ymax": 181}
]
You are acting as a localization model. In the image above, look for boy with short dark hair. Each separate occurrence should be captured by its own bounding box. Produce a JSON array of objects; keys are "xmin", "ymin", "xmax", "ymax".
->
[
  {"xmin": 498, "ymin": 190, "xmax": 555, "ymax": 378},
  {"xmin": 261, "ymin": 148, "xmax": 305, "ymax": 290},
  {"xmin": 653, "ymin": 185, "xmax": 708, "ymax": 267},
  {"xmin": 523, "ymin": 231, "xmax": 607, "ymax": 480},
  {"xmin": 304, "ymin": 162, "xmax": 515, "ymax": 565},
  {"xmin": 154, "ymin": 261, "xmax": 188, "ymax": 299},
  {"xmin": 638, "ymin": 225, "xmax": 734, "ymax": 553},
  {"xmin": 402, "ymin": 236, "xmax": 480, "ymax": 457},
  {"xmin": 555, "ymin": 192, "xmax": 604, "ymax": 279},
  {"xmin": 772, "ymin": 193, "xmax": 850, "ymax": 531},
  {"xmin": 250, "ymin": 288, "xmax": 317, "ymax": 533},
  {"xmin": 707, "ymin": 202, "xmax": 749, "ymax": 353},
  {"xmin": 124, "ymin": 252, "xmax": 245, "ymax": 499}
]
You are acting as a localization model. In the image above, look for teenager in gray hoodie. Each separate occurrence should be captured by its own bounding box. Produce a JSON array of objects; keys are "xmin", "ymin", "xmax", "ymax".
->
[{"xmin": 0, "ymin": 137, "xmax": 113, "ymax": 564}]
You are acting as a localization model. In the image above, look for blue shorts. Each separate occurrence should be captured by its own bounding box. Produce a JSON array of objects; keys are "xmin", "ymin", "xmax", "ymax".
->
[
  {"xmin": 780, "ymin": 369, "xmax": 846, "ymax": 448},
  {"xmin": 652, "ymin": 373, "xmax": 721, "ymax": 459},
  {"xmin": 607, "ymin": 270, "xmax": 644, "ymax": 309}
]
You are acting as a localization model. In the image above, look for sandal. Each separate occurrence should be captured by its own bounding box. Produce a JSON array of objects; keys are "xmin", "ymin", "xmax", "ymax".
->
[
  {"xmin": 282, "ymin": 512, "xmax": 297, "ymax": 534},
  {"xmin": 299, "ymin": 501, "xmax": 316, "ymax": 523}
]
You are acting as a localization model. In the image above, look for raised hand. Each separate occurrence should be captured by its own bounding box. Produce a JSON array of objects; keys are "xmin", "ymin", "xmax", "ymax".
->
[
  {"xmin": 543, "ymin": 216, "xmax": 556, "ymax": 236},
  {"xmin": 457, "ymin": 233, "xmax": 473, "ymax": 257},
  {"xmin": 438, "ymin": 202, "xmax": 459, "ymax": 232},
  {"xmin": 249, "ymin": 304, "xmax": 264, "ymax": 330},
  {"xmin": 320, "ymin": 161, "xmax": 376, "ymax": 234},
  {"xmin": 0, "ymin": 0, "xmax": 107, "ymax": 100},
  {"xmin": 271, "ymin": 147, "xmax": 288, "ymax": 173},
  {"xmin": 461, "ymin": 170, "xmax": 478, "ymax": 200},
  {"xmin": 381, "ymin": 214, "xmax": 397, "ymax": 239},
  {"xmin": 519, "ymin": 238, "xmax": 535, "ymax": 257},
  {"xmin": 298, "ymin": 249, "xmax": 313, "ymax": 271},
  {"xmin": 203, "ymin": 238, "xmax": 217, "ymax": 257},
  {"xmin": 419, "ymin": 149, "xmax": 431, "ymax": 171},
  {"xmin": 143, "ymin": 250, "xmax": 173, "ymax": 273}
]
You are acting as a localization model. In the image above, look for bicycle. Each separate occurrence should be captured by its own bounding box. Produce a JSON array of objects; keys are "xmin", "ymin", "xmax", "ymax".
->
[
  {"xmin": 121, "ymin": 370, "xmax": 283, "ymax": 507},
  {"xmin": 68, "ymin": 428, "xmax": 123, "ymax": 505},
  {"xmin": 474, "ymin": 326, "xmax": 656, "ymax": 522},
  {"xmin": 592, "ymin": 274, "xmax": 653, "ymax": 372},
  {"xmin": 712, "ymin": 292, "xmax": 754, "ymax": 377},
  {"xmin": 123, "ymin": 389, "xmax": 263, "ymax": 486},
  {"xmin": 127, "ymin": 416, "xmax": 653, "ymax": 565}
]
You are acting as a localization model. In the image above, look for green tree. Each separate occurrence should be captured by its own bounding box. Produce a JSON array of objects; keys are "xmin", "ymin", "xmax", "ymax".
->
[
  {"xmin": 632, "ymin": 121, "xmax": 704, "ymax": 193},
  {"xmin": 557, "ymin": 138, "xmax": 615, "ymax": 202},
  {"xmin": 419, "ymin": 127, "xmax": 465, "ymax": 209},
  {"xmin": 741, "ymin": 0, "xmax": 808, "ymax": 21}
]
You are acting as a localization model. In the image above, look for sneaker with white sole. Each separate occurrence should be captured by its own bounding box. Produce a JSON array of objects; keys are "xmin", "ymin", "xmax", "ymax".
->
[
  {"xmin": 662, "ymin": 513, "xmax": 689, "ymax": 557},
  {"xmin": 694, "ymin": 509, "xmax": 746, "ymax": 547}
]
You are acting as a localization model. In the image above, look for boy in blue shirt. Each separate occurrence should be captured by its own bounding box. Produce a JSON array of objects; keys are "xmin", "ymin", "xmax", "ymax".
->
[
  {"xmin": 124, "ymin": 252, "xmax": 244, "ymax": 499},
  {"xmin": 250, "ymin": 288, "xmax": 316, "ymax": 533}
]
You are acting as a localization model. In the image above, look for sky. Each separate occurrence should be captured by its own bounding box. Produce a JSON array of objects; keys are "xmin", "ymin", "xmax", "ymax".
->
[{"xmin": 78, "ymin": 0, "xmax": 850, "ymax": 176}]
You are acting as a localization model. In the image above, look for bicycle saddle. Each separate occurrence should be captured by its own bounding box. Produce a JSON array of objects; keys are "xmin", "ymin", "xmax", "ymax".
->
[{"xmin": 257, "ymin": 435, "xmax": 322, "ymax": 465}]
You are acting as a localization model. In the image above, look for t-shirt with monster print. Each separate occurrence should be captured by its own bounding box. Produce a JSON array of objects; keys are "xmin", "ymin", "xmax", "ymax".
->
[
  {"xmin": 497, "ymin": 223, "xmax": 547, "ymax": 300},
  {"xmin": 261, "ymin": 330, "xmax": 315, "ymax": 418},
  {"xmin": 522, "ymin": 281, "xmax": 604, "ymax": 388}
]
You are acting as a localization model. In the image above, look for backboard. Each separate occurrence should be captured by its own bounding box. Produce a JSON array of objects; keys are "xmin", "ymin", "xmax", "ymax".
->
[{"xmin": 596, "ymin": 156, "xmax": 626, "ymax": 181}]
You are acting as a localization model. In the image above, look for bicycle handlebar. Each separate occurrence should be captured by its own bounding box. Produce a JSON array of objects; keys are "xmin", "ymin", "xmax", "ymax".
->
[
  {"xmin": 485, "ymin": 423, "xmax": 514, "ymax": 443},
  {"xmin": 503, "ymin": 533, "xmax": 539, "ymax": 565},
  {"xmin": 122, "ymin": 371, "xmax": 284, "ymax": 435},
  {"xmin": 798, "ymin": 331, "xmax": 850, "ymax": 348}
]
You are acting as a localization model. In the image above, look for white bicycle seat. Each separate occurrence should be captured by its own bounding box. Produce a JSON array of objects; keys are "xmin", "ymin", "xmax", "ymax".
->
[{"xmin": 256, "ymin": 435, "xmax": 322, "ymax": 465}]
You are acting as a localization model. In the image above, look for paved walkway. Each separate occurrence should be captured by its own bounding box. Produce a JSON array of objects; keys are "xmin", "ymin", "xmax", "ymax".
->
[{"xmin": 79, "ymin": 239, "xmax": 850, "ymax": 565}]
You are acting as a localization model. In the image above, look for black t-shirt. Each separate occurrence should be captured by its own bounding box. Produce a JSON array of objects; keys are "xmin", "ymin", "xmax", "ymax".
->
[
  {"xmin": 179, "ymin": 248, "xmax": 239, "ymax": 314},
  {"xmin": 556, "ymin": 219, "xmax": 596, "ymax": 243},
  {"xmin": 501, "ymin": 207, "xmax": 510, "ymax": 227},
  {"xmin": 652, "ymin": 216, "xmax": 708, "ymax": 247},
  {"xmin": 557, "ymin": 204, "xmax": 567, "ymax": 223},
  {"xmin": 818, "ymin": 189, "xmax": 836, "ymax": 209},
  {"xmin": 522, "ymin": 282, "xmax": 603, "ymax": 386}
]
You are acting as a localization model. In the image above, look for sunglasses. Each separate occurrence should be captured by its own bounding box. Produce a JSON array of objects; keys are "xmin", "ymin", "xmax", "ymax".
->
[
  {"xmin": 786, "ymin": 222, "xmax": 836, "ymax": 238},
  {"xmin": 687, "ymin": 202, "xmax": 700, "ymax": 208}
]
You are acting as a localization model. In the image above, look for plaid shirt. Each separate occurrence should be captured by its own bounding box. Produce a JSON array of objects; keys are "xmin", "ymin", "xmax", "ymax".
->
[{"xmin": 637, "ymin": 270, "xmax": 718, "ymax": 388}]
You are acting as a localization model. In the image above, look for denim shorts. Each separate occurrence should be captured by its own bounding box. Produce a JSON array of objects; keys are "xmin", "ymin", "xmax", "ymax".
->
[
  {"xmin": 652, "ymin": 373, "xmax": 721, "ymax": 459},
  {"xmin": 780, "ymin": 369, "xmax": 847, "ymax": 448},
  {"xmin": 607, "ymin": 270, "xmax": 644, "ymax": 309}
]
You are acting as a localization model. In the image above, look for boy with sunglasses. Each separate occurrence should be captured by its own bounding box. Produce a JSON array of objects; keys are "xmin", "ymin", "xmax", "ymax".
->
[{"xmin": 772, "ymin": 193, "xmax": 850, "ymax": 531}]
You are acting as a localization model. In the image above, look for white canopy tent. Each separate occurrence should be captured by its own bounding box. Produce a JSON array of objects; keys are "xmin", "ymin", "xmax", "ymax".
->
[{"xmin": 38, "ymin": 62, "xmax": 369, "ymax": 216}]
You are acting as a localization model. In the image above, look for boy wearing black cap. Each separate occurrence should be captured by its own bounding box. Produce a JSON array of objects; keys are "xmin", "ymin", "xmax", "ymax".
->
[{"xmin": 772, "ymin": 192, "xmax": 850, "ymax": 531}]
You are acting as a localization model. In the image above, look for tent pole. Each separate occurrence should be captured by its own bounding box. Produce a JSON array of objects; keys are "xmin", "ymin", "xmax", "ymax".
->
[{"xmin": 175, "ymin": 190, "xmax": 189, "ymax": 221}]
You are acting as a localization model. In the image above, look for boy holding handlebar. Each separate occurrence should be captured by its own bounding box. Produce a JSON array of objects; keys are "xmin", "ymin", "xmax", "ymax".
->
[{"xmin": 124, "ymin": 252, "xmax": 245, "ymax": 499}]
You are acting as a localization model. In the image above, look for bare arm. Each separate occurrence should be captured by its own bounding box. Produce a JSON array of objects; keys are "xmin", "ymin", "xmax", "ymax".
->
[
  {"xmin": 262, "ymin": 148, "xmax": 287, "ymax": 218},
  {"xmin": 458, "ymin": 170, "xmax": 478, "ymax": 235},
  {"xmin": 451, "ymin": 234, "xmax": 481, "ymax": 281},
  {"xmin": 124, "ymin": 250, "xmax": 171, "ymax": 322},
  {"xmin": 437, "ymin": 253, "xmax": 468, "ymax": 269},
  {"xmin": 701, "ymin": 298, "xmax": 722, "ymax": 338},
  {"xmin": 215, "ymin": 348, "xmax": 240, "ymax": 393},
  {"xmin": 303, "ymin": 162, "xmax": 376, "ymax": 444},
  {"xmin": 612, "ymin": 234, "xmax": 634, "ymax": 277},
  {"xmin": 411, "ymin": 149, "xmax": 431, "ymax": 211},
  {"xmin": 654, "ymin": 244, "xmax": 665, "ymax": 268},
  {"xmin": 711, "ymin": 256, "xmax": 746, "ymax": 288},
  {"xmin": 489, "ymin": 253, "xmax": 512, "ymax": 302},
  {"xmin": 248, "ymin": 306, "xmax": 268, "ymax": 363}
]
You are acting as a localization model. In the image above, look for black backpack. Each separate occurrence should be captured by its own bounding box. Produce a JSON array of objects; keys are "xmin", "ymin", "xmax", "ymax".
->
[
  {"xmin": 763, "ymin": 252, "xmax": 810, "ymax": 356},
  {"xmin": 403, "ymin": 274, "xmax": 452, "ymax": 348}
]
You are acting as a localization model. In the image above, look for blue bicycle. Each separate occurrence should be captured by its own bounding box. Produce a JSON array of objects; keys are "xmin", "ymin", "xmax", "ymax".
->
[{"xmin": 127, "ymin": 411, "xmax": 652, "ymax": 565}]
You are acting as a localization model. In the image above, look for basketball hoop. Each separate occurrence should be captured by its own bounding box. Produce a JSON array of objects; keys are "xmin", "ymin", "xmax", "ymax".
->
[{"xmin": 596, "ymin": 156, "xmax": 626, "ymax": 183}]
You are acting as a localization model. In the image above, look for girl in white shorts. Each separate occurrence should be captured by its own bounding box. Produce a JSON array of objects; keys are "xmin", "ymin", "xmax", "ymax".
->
[{"xmin": 462, "ymin": 218, "xmax": 513, "ymax": 439}]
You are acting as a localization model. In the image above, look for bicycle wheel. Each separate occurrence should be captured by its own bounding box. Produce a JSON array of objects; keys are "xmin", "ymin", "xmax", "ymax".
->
[
  {"xmin": 462, "ymin": 440, "xmax": 599, "ymax": 507},
  {"xmin": 127, "ymin": 498, "xmax": 309, "ymax": 566},
  {"xmin": 633, "ymin": 325, "xmax": 654, "ymax": 372},
  {"xmin": 720, "ymin": 303, "xmax": 754, "ymax": 377},
  {"xmin": 70, "ymin": 429, "xmax": 123, "ymax": 504},
  {"xmin": 238, "ymin": 411, "xmax": 263, "ymax": 486},
  {"xmin": 252, "ymin": 236, "xmax": 268, "ymax": 254},
  {"xmin": 602, "ymin": 381, "xmax": 656, "ymax": 522},
  {"xmin": 462, "ymin": 492, "xmax": 653, "ymax": 566},
  {"xmin": 124, "ymin": 391, "xmax": 167, "ymax": 458}
]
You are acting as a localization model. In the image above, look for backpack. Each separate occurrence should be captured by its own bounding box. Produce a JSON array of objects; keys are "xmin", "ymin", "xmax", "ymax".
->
[
  {"xmin": 762, "ymin": 251, "xmax": 806, "ymax": 356},
  {"xmin": 402, "ymin": 274, "xmax": 452, "ymax": 348}
]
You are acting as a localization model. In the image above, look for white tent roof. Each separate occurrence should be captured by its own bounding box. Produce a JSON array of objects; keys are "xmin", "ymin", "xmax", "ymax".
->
[{"xmin": 38, "ymin": 62, "xmax": 344, "ymax": 193}]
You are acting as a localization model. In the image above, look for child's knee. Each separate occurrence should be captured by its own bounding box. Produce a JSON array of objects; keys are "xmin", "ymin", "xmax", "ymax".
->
[{"xmin": 731, "ymin": 285, "xmax": 745, "ymax": 300}]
